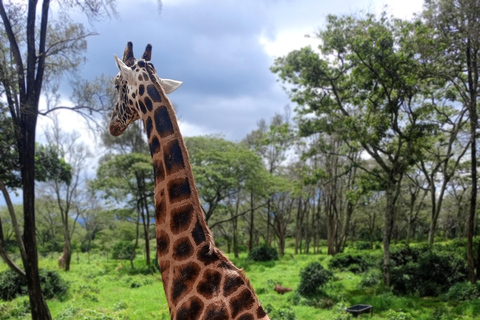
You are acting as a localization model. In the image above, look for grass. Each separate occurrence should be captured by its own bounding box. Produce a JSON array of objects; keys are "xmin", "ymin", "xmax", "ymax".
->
[{"xmin": 1, "ymin": 245, "xmax": 479, "ymax": 319}]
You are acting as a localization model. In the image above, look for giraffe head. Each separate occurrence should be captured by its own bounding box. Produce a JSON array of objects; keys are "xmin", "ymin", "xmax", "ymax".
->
[{"xmin": 110, "ymin": 42, "xmax": 183, "ymax": 136}]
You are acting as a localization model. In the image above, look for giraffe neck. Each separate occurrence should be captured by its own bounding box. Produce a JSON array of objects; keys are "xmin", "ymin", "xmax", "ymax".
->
[{"xmin": 138, "ymin": 79, "xmax": 269, "ymax": 320}]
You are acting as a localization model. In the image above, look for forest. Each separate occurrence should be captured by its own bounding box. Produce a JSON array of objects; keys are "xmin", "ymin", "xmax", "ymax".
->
[{"xmin": 1, "ymin": 0, "xmax": 480, "ymax": 319}]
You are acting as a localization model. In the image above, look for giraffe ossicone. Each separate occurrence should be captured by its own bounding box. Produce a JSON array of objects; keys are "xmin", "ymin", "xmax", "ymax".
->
[{"xmin": 110, "ymin": 42, "xmax": 270, "ymax": 320}]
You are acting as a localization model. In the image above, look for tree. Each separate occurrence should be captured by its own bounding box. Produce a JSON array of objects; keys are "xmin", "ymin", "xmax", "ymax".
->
[
  {"xmin": 36, "ymin": 119, "xmax": 91, "ymax": 271},
  {"xmin": 94, "ymin": 153, "xmax": 154, "ymax": 265},
  {"xmin": 0, "ymin": 0, "xmax": 116, "ymax": 317},
  {"xmin": 420, "ymin": 0, "xmax": 480, "ymax": 283},
  {"xmin": 244, "ymin": 112, "xmax": 295, "ymax": 246},
  {"xmin": 272, "ymin": 14, "xmax": 436, "ymax": 285}
]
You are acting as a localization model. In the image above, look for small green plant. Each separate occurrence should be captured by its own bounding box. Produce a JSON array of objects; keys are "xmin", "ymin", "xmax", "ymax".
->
[
  {"xmin": 57, "ymin": 305, "xmax": 80, "ymax": 320},
  {"xmin": 384, "ymin": 310, "xmax": 412, "ymax": 320},
  {"xmin": 330, "ymin": 302, "xmax": 353, "ymax": 320},
  {"xmin": 113, "ymin": 300, "xmax": 128, "ymax": 311},
  {"xmin": 247, "ymin": 245, "xmax": 279, "ymax": 262},
  {"xmin": 297, "ymin": 262, "xmax": 333, "ymax": 297},
  {"xmin": 263, "ymin": 304, "xmax": 296, "ymax": 320}
]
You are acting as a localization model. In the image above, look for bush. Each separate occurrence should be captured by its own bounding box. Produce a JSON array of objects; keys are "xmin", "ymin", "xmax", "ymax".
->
[
  {"xmin": 390, "ymin": 246, "xmax": 468, "ymax": 297},
  {"xmin": 248, "ymin": 246, "xmax": 278, "ymax": 262},
  {"xmin": 358, "ymin": 268, "xmax": 382, "ymax": 289},
  {"xmin": 298, "ymin": 262, "xmax": 333, "ymax": 297},
  {"xmin": 0, "ymin": 269, "xmax": 68, "ymax": 301},
  {"xmin": 328, "ymin": 253, "xmax": 379, "ymax": 274},
  {"xmin": 444, "ymin": 282, "xmax": 480, "ymax": 301},
  {"xmin": 0, "ymin": 296, "xmax": 30, "ymax": 319},
  {"xmin": 112, "ymin": 241, "xmax": 136, "ymax": 260},
  {"xmin": 355, "ymin": 241, "xmax": 372, "ymax": 250},
  {"xmin": 385, "ymin": 310, "xmax": 412, "ymax": 320},
  {"xmin": 39, "ymin": 269, "xmax": 68, "ymax": 299}
]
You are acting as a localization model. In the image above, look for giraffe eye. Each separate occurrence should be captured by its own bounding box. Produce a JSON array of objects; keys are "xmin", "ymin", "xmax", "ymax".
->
[{"xmin": 115, "ymin": 84, "xmax": 119, "ymax": 90}]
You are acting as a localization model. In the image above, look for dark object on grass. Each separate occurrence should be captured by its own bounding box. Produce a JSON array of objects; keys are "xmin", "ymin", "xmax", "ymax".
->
[
  {"xmin": 274, "ymin": 284, "xmax": 292, "ymax": 294},
  {"xmin": 345, "ymin": 304, "xmax": 373, "ymax": 318}
]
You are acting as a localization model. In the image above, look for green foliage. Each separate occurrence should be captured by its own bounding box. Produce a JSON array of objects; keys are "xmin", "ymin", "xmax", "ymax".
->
[
  {"xmin": 263, "ymin": 304, "xmax": 296, "ymax": 320},
  {"xmin": 248, "ymin": 245, "xmax": 279, "ymax": 262},
  {"xmin": 298, "ymin": 262, "xmax": 333, "ymax": 297},
  {"xmin": 112, "ymin": 241, "xmax": 135, "ymax": 261},
  {"xmin": 0, "ymin": 296, "xmax": 30, "ymax": 319},
  {"xmin": 39, "ymin": 269, "xmax": 69, "ymax": 300},
  {"xmin": 35, "ymin": 143, "xmax": 73, "ymax": 185},
  {"xmin": 358, "ymin": 268, "xmax": 382, "ymax": 289},
  {"xmin": 385, "ymin": 310, "xmax": 412, "ymax": 320},
  {"xmin": 330, "ymin": 302, "xmax": 353, "ymax": 320},
  {"xmin": 444, "ymin": 282, "xmax": 480, "ymax": 301},
  {"xmin": 354, "ymin": 241, "xmax": 372, "ymax": 250},
  {"xmin": 328, "ymin": 253, "xmax": 379, "ymax": 274},
  {"xmin": 0, "ymin": 106, "xmax": 21, "ymax": 188},
  {"xmin": 0, "ymin": 269, "xmax": 27, "ymax": 301},
  {"xmin": 0, "ymin": 269, "xmax": 68, "ymax": 301},
  {"xmin": 390, "ymin": 246, "xmax": 468, "ymax": 296}
]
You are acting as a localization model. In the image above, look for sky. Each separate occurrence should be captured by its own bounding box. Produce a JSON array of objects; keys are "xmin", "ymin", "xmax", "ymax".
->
[
  {"xmin": 39, "ymin": 0, "xmax": 424, "ymax": 143},
  {"xmin": 2, "ymin": 0, "xmax": 424, "ymax": 206}
]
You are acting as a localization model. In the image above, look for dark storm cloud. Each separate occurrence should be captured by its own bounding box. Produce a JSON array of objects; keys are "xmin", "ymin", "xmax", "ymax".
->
[{"xmin": 78, "ymin": 0, "xmax": 284, "ymax": 140}]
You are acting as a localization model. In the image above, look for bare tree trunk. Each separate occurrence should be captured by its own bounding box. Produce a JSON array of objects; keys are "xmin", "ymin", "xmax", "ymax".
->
[
  {"xmin": 466, "ymin": 36, "xmax": 478, "ymax": 284},
  {"xmin": 21, "ymin": 110, "xmax": 52, "ymax": 319},
  {"xmin": 248, "ymin": 192, "xmax": 254, "ymax": 251}
]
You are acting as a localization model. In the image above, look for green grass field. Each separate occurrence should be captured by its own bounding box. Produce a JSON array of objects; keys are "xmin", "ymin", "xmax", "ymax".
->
[{"xmin": 1, "ymin": 246, "xmax": 479, "ymax": 319}]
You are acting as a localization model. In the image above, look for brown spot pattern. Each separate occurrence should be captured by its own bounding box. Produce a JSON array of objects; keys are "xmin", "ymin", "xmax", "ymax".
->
[
  {"xmin": 229, "ymin": 288, "xmax": 255, "ymax": 319},
  {"xmin": 167, "ymin": 177, "xmax": 191, "ymax": 204},
  {"xmin": 170, "ymin": 204, "xmax": 194, "ymax": 234},
  {"xmin": 171, "ymin": 262, "xmax": 201, "ymax": 305},
  {"xmin": 197, "ymin": 269, "xmax": 222, "ymax": 299},
  {"xmin": 172, "ymin": 237, "xmax": 194, "ymax": 261}
]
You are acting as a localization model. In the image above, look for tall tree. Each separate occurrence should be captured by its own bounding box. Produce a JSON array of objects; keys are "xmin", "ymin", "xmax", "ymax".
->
[
  {"xmin": 272, "ymin": 14, "xmax": 436, "ymax": 285},
  {"xmin": 0, "ymin": 0, "xmax": 116, "ymax": 317},
  {"xmin": 94, "ymin": 153, "xmax": 154, "ymax": 265},
  {"xmin": 37, "ymin": 118, "xmax": 90, "ymax": 271},
  {"xmin": 420, "ymin": 0, "xmax": 480, "ymax": 283}
]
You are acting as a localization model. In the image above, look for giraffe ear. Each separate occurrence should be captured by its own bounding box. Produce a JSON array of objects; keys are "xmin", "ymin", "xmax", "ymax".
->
[
  {"xmin": 114, "ymin": 54, "xmax": 135, "ymax": 83},
  {"xmin": 160, "ymin": 78, "xmax": 183, "ymax": 94}
]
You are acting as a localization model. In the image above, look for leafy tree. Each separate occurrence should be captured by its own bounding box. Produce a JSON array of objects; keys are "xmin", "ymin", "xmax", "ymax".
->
[
  {"xmin": 94, "ymin": 153, "xmax": 154, "ymax": 265},
  {"xmin": 0, "ymin": 0, "xmax": 117, "ymax": 317},
  {"xmin": 420, "ymin": 0, "xmax": 480, "ymax": 283},
  {"xmin": 272, "ymin": 14, "xmax": 437, "ymax": 285},
  {"xmin": 244, "ymin": 112, "xmax": 295, "ymax": 246}
]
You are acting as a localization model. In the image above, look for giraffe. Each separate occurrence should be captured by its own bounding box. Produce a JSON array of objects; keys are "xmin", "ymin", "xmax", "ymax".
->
[{"xmin": 109, "ymin": 42, "xmax": 270, "ymax": 320}]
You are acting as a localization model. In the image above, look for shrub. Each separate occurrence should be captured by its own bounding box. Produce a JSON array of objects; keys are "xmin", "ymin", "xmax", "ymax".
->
[
  {"xmin": 355, "ymin": 241, "xmax": 372, "ymax": 250},
  {"xmin": 328, "ymin": 253, "xmax": 379, "ymax": 274},
  {"xmin": 390, "ymin": 246, "xmax": 468, "ymax": 296},
  {"xmin": 298, "ymin": 262, "xmax": 333, "ymax": 297},
  {"xmin": 444, "ymin": 282, "xmax": 480, "ymax": 301},
  {"xmin": 248, "ymin": 246, "xmax": 278, "ymax": 262},
  {"xmin": 0, "ymin": 270, "xmax": 28, "ymax": 300},
  {"xmin": 358, "ymin": 268, "xmax": 382, "ymax": 289},
  {"xmin": 0, "ymin": 269, "xmax": 68, "ymax": 301},
  {"xmin": 112, "ymin": 241, "xmax": 136, "ymax": 261},
  {"xmin": 0, "ymin": 296, "xmax": 30, "ymax": 319},
  {"xmin": 39, "ymin": 269, "xmax": 68, "ymax": 299},
  {"xmin": 385, "ymin": 310, "xmax": 412, "ymax": 320}
]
